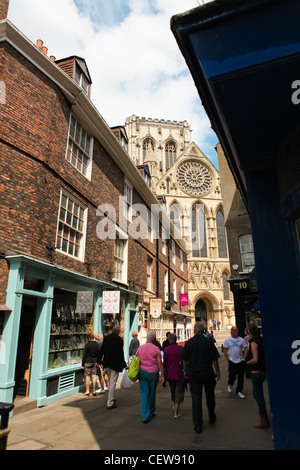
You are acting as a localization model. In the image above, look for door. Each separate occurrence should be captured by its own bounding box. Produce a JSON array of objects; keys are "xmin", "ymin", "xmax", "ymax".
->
[{"xmin": 14, "ymin": 296, "xmax": 36, "ymax": 397}]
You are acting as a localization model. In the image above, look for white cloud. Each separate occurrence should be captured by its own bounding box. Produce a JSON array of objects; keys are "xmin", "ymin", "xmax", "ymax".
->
[{"xmin": 7, "ymin": 0, "xmax": 218, "ymax": 166}]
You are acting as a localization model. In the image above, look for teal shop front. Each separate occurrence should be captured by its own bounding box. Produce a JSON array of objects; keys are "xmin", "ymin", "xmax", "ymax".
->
[{"xmin": 0, "ymin": 255, "xmax": 139, "ymax": 408}]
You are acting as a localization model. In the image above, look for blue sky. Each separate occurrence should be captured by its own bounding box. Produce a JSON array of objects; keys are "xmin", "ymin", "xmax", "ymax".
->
[{"xmin": 8, "ymin": 0, "xmax": 218, "ymax": 167}]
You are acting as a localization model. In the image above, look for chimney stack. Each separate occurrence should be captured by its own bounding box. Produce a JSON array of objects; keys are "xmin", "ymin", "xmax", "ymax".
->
[{"xmin": 0, "ymin": 0, "xmax": 10, "ymax": 20}]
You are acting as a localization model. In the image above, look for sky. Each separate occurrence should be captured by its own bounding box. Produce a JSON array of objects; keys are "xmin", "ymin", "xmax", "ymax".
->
[{"xmin": 7, "ymin": 0, "xmax": 219, "ymax": 168}]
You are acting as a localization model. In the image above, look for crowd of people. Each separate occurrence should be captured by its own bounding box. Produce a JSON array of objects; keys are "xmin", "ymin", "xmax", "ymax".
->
[{"xmin": 81, "ymin": 321, "xmax": 269, "ymax": 433}]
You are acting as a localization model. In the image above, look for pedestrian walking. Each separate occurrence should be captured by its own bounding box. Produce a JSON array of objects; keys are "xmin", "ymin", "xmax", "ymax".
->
[
  {"xmin": 82, "ymin": 332, "xmax": 99, "ymax": 396},
  {"xmin": 162, "ymin": 332, "xmax": 171, "ymax": 351},
  {"xmin": 246, "ymin": 323, "xmax": 270, "ymax": 429},
  {"xmin": 223, "ymin": 326, "xmax": 248, "ymax": 398},
  {"xmin": 136, "ymin": 331, "xmax": 164, "ymax": 423},
  {"xmin": 182, "ymin": 322, "xmax": 220, "ymax": 433},
  {"xmin": 94, "ymin": 332, "xmax": 107, "ymax": 394},
  {"xmin": 163, "ymin": 333, "xmax": 186, "ymax": 419},
  {"xmin": 128, "ymin": 331, "xmax": 140, "ymax": 365},
  {"xmin": 97, "ymin": 325, "xmax": 127, "ymax": 410}
]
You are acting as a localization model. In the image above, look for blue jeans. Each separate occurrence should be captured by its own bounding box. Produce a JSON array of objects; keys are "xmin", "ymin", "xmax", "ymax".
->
[
  {"xmin": 139, "ymin": 369, "xmax": 159, "ymax": 421},
  {"xmin": 251, "ymin": 371, "xmax": 267, "ymax": 414}
]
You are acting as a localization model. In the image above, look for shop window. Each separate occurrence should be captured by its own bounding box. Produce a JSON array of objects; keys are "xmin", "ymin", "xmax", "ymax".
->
[
  {"xmin": 48, "ymin": 288, "xmax": 94, "ymax": 370},
  {"xmin": 56, "ymin": 191, "xmax": 87, "ymax": 261},
  {"xmin": 23, "ymin": 275, "xmax": 44, "ymax": 292}
]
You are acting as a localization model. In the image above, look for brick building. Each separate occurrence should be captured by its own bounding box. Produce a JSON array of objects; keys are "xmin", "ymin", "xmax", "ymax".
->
[{"xmin": 0, "ymin": 19, "xmax": 188, "ymax": 407}]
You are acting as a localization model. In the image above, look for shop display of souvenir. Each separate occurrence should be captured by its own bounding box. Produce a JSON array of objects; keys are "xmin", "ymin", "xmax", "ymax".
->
[{"xmin": 48, "ymin": 291, "xmax": 93, "ymax": 370}]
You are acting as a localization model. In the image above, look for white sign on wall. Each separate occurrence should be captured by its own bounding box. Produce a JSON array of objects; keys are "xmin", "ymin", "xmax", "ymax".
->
[{"xmin": 102, "ymin": 291, "xmax": 120, "ymax": 314}]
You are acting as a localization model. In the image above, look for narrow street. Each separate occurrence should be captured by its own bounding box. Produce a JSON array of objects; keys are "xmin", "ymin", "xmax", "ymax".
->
[{"xmin": 6, "ymin": 355, "xmax": 274, "ymax": 452}]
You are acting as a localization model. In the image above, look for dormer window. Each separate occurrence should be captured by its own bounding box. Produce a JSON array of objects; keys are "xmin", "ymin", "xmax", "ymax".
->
[
  {"xmin": 75, "ymin": 65, "xmax": 89, "ymax": 94},
  {"xmin": 56, "ymin": 56, "xmax": 92, "ymax": 98}
]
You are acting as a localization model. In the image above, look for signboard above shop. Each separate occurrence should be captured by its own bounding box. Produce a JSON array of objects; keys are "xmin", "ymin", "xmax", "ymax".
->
[
  {"xmin": 149, "ymin": 298, "xmax": 162, "ymax": 319},
  {"xmin": 102, "ymin": 291, "xmax": 120, "ymax": 314}
]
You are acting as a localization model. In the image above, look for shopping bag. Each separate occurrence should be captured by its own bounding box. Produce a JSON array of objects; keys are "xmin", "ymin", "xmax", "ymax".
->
[
  {"xmin": 121, "ymin": 370, "xmax": 133, "ymax": 389},
  {"xmin": 127, "ymin": 355, "xmax": 140, "ymax": 382}
]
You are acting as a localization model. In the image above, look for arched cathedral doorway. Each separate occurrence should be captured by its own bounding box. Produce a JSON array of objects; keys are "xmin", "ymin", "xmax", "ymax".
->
[{"xmin": 195, "ymin": 299, "xmax": 207, "ymax": 323}]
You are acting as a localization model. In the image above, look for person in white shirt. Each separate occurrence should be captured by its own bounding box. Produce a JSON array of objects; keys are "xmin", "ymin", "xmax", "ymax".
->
[{"xmin": 223, "ymin": 326, "xmax": 248, "ymax": 398}]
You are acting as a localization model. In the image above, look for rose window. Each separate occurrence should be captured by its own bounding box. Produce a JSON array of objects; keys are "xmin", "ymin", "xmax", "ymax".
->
[{"xmin": 177, "ymin": 161, "xmax": 213, "ymax": 195}]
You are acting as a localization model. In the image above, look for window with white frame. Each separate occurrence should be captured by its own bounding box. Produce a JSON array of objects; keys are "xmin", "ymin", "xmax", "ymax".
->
[
  {"xmin": 239, "ymin": 234, "xmax": 255, "ymax": 272},
  {"xmin": 67, "ymin": 115, "xmax": 92, "ymax": 178},
  {"xmin": 173, "ymin": 278, "xmax": 177, "ymax": 302},
  {"xmin": 147, "ymin": 257, "xmax": 153, "ymax": 292},
  {"xmin": 74, "ymin": 65, "xmax": 90, "ymax": 95},
  {"xmin": 56, "ymin": 192, "xmax": 87, "ymax": 260},
  {"xmin": 180, "ymin": 250, "xmax": 184, "ymax": 270},
  {"xmin": 164, "ymin": 270, "xmax": 169, "ymax": 302},
  {"xmin": 124, "ymin": 180, "xmax": 133, "ymax": 221},
  {"xmin": 114, "ymin": 230, "xmax": 128, "ymax": 284},
  {"xmin": 162, "ymin": 227, "xmax": 167, "ymax": 255},
  {"xmin": 172, "ymin": 239, "xmax": 176, "ymax": 264},
  {"xmin": 147, "ymin": 208, "xmax": 152, "ymax": 241}
]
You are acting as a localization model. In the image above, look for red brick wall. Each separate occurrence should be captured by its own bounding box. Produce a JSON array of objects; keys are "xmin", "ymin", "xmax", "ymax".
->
[{"xmin": 0, "ymin": 40, "xmax": 188, "ymax": 304}]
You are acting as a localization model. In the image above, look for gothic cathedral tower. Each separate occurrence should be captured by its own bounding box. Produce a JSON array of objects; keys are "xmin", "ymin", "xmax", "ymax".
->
[{"xmin": 125, "ymin": 115, "xmax": 235, "ymax": 329}]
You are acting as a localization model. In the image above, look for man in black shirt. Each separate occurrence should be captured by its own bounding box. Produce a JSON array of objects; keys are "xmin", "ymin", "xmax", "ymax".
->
[
  {"xmin": 182, "ymin": 322, "xmax": 220, "ymax": 433},
  {"xmin": 97, "ymin": 326, "xmax": 127, "ymax": 410}
]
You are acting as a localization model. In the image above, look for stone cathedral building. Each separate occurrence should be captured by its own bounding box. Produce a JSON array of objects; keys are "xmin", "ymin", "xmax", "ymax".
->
[{"xmin": 125, "ymin": 115, "xmax": 235, "ymax": 329}]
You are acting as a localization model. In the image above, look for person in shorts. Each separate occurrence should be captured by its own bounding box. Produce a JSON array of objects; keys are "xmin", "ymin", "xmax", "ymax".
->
[{"xmin": 82, "ymin": 332, "xmax": 99, "ymax": 396}]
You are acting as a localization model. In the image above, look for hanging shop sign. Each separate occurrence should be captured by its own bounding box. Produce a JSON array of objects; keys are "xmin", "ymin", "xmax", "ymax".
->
[
  {"xmin": 76, "ymin": 291, "xmax": 94, "ymax": 314},
  {"xmin": 149, "ymin": 298, "xmax": 162, "ymax": 319},
  {"xmin": 143, "ymin": 290, "xmax": 156, "ymax": 304},
  {"xmin": 102, "ymin": 291, "xmax": 120, "ymax": 314},
  {"xmin": 180, "ymin": 293, "xmax": 189, "ymax": 306}
]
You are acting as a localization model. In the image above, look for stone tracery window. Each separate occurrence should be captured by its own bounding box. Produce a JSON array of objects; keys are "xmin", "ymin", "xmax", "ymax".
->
[
  {"xmin": 222, "ymin": 271, "xmax": 230, "ymax": 300},
  {"xmin": 192, "ymin": 204, "xmax": 207, "ymax": 258},
  {"xmin": 216, "ymin": 209, "xmax": 228, "ymax": 258},
  {"xmin": 165, "ymin": 141, "xmax": 177, "ymax": 169},
  {"xmin": 142, "ymin": 138, "xmax": 155, "ymax": 162},
  {"xmin": 177, "ymin": 160, "xmax": 213, "ymax": 196},
  {"xmin": 170, "ymin": 204, "xmax": 181, "ymax": 234}
]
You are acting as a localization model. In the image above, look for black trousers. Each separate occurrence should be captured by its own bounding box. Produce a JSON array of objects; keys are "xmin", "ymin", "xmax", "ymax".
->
[
  {"xmin": 228, "ymin": 360, "xmax": 245, "ymax": 393},
  {"xmin": 189, "ymin": 379, "xmax": 216, "ymax": 428}
]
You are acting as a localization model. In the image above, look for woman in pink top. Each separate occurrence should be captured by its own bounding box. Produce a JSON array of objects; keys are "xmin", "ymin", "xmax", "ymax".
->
[{"xmin": 137, "ymin": 331, "xmax": 164, "ymax": 423}]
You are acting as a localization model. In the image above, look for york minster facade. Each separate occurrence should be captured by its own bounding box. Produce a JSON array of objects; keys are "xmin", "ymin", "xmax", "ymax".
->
[{"xmin": 125, "ymin": 115, "xmax": 235, "ymax": 329}]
